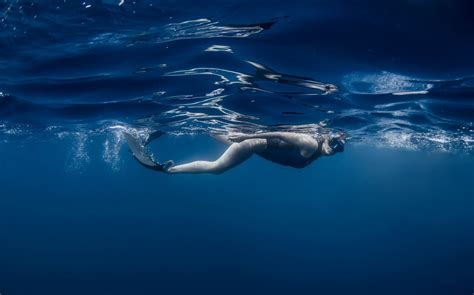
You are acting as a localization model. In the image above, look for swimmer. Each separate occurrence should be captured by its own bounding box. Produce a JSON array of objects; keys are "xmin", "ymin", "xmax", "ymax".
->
[{"xmin": 125, "ymin": 130, "xmax": 345, "ymax": 174}]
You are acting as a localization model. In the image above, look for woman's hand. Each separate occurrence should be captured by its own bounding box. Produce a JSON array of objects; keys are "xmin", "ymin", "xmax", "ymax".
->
[{"xmin": 228, "ymin": 133, "xmax": 253, "ymax": 142}]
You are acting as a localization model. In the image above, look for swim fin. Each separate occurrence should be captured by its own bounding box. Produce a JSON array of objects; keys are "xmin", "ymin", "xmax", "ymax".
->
[{"xmin": 124, "ymin": 130, "xmax": 172, "ymax": 172}]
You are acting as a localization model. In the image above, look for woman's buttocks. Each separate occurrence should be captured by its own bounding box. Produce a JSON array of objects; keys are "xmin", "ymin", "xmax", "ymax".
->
[{"xmin": 257, "ymin": 139, "xmax": 313, "ymax": 168}]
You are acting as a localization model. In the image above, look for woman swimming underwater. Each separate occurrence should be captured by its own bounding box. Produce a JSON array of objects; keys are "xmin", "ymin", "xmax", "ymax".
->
[{"xmin": 125, "ymin": 130, "xmax": 345, "ymax": 174}]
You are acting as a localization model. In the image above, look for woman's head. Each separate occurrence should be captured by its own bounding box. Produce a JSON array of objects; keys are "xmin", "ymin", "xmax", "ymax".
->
[{"xmin": 320, "ymin": 133, "xmax": 345, "ymax": 155}]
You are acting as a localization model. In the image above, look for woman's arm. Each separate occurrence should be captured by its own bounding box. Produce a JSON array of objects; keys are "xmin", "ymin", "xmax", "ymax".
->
[{"xmin": 229, "ymin": 132, "xmax": 318, "ymax": 158}]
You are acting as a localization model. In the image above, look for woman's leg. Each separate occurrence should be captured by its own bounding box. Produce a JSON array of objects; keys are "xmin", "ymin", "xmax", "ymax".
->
[{"xmin": 167, "ymin": 139, "xmax": 267, "ymax": 174}]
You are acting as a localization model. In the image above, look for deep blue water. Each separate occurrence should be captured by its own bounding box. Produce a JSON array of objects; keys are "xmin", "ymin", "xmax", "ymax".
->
[{"xmin": 1, "ymin": 0, "xmax": 473, "ymax": 294}]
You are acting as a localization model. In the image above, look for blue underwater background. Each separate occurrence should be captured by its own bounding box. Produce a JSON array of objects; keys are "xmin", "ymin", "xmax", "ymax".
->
[{"xmin": 0, "ymin": 0, "xmax": 474, "ymax": 294}]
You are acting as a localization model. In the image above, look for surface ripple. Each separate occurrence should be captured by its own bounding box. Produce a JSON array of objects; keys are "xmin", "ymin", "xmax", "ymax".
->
[{"xmin": 0, "ymin": 0, "xmax": 473, "ymax": 153}]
